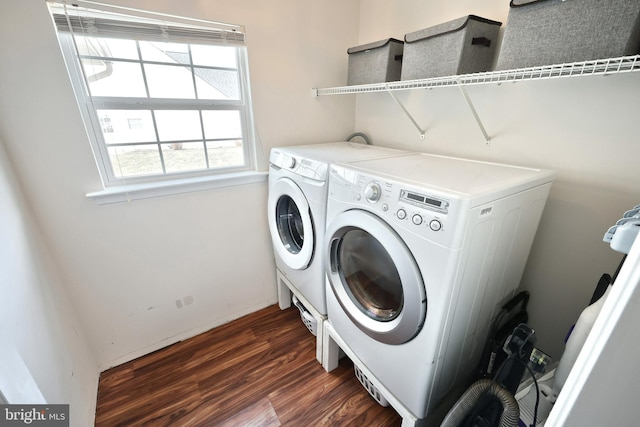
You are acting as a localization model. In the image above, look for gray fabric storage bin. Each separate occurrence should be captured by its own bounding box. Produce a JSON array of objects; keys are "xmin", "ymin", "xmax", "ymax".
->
[
  {"xmin": 401, "ymin": 15, "xmax": 502, "ymax": 80},
  {"xmin": 347, "ymin": 38, "xmax": 404, "ymax": 85},
  {"xmin": 496, "ymin": 0, "xmax": 640, "ymax": 70}
]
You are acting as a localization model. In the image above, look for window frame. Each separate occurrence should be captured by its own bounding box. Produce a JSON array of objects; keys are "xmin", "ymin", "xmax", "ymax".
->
[{"xmin": 50, "ymin": 2, "xmax": 263, "ymax": 199}]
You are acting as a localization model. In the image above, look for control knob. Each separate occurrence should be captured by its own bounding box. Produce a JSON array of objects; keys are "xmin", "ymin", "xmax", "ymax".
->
[
  {"xmin": 429, "ymin": 219, "xmax": 442, "ymax": 231},
  {"xmin": 364, "ymin": 182, "xmax": 382, "ymax": 203},
  {"xmin": 287, "ymin": 156, "xmax": 297, "ymax": 169}
]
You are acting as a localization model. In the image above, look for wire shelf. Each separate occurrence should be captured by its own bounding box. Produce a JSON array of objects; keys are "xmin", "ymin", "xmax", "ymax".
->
[{"xmin": 314, "ymin": 55, "xmax": 640, "ymax": 96}]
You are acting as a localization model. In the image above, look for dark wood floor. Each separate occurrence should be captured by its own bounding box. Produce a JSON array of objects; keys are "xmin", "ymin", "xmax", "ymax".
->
[{"xmin": 95, "ymin": 304, "xmax": 402, "ymax": 426}]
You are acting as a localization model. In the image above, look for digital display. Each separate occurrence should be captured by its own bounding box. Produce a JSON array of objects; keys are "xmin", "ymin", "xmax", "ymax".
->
[
  {"xmin": 425, "ymin": 197, "xmax": 442, "ymax": 207},
  {"xmin": 400, "ymin": 189, "xmax": 448, "ymax": 214},
  {"xmin": 406, "ymin": 192, "xmax": 424, "ymax": 202}
]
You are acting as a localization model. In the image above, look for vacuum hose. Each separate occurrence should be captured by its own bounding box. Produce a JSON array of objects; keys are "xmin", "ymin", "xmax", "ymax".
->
[{"xmin": 441, "ymin": 379, "xmax": 520, "ymax": 427}]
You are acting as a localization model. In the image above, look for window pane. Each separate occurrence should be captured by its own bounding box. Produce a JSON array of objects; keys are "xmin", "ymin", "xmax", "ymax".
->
[
  {"xmin": 76, "ymin": 36, "xmax": 139, "ymax": 60},
  {"xmin": 97, "ymin": 110, "xmax": 156, "ymax": 144},
  {"xmin": 191, "ymin": 45, "xmax": 237, "ymax": 68},
  {"xmin": 195, "ymin": 68, "xmax": 239, "ymax": 100},
  {"xmin": 108, "ymin": 144, "xmax": 163, "ymax": 177},
  {"xmin": 145, "ymin": 64, "xmax": 195, "ymax": 99},
  {"xmin": 140, "ymin": 41, "xmax": 190, "ymax": 64},
  {"xmin": 162, "ymin": 142, "xmax": 207, "ymax": 173},
  {"xmin": 207, "ymin": 140, "xmax": 244, "ymax": 168},
  {"xmin": 83, "ymin": 60, "xmax": 147, "ymax": 97},
  {"xmin": 52, "ymin": 7, "xmax": 256, "ymax": 185},
  {"xmin": 154, "ymin": 110, "xmax": 202, "ymax": 141},
  {"xmin": 202, "ymin": 110, "xmax": 242, "ymax": 139}
]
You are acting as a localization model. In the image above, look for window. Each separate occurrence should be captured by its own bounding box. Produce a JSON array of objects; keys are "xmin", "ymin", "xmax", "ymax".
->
[{"xmin": 48, "ymin": 1, "xmax": 258, "ymax": 191}]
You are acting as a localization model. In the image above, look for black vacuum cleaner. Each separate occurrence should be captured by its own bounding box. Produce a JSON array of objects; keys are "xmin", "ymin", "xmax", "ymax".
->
[{"xmin": 441, "ymin": 323, "xmax": 537, "ymax": 427}]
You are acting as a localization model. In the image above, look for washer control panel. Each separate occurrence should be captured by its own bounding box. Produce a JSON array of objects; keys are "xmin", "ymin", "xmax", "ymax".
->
[
  {"xmin": 270, "ymin": 150, "xmax": 329, "ymax": 181},
  {"xmin": 338, "ymin": 170, "xmax": 453, "ymax": 237}
]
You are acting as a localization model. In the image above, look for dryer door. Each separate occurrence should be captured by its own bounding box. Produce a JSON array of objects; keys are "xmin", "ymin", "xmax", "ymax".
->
[
  {"xmin": 268, "ymin": 177, "xmax": 315, "ymax": 270},
  {"xmin": 326, "ymin": 209, "xmax": 426, "ymax": 344}
]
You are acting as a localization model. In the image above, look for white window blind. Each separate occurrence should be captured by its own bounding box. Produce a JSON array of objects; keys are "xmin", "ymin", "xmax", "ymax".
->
[
  {"xmin": 50, "ymin": 2, "xmax": 246, "ymax": 46},
  {"xmin": 48, "ymin": 1, "xmax": 259, "ymax": 193}
]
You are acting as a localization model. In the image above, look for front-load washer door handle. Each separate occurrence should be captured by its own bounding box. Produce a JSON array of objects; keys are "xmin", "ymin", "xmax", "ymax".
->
[{"xmin": 329, "ymin": 238, "xmax": 341, "ymax": 273}]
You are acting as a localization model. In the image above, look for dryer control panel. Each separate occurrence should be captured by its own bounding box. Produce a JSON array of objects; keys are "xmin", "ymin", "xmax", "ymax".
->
[
  {"xmin": 397, "ymin": 189, "xmax": 450, "ymax": 232},
  {"xmin": 399, "ymin": 189, "xmax": 449, "ymax": 215},
  {"xmin": 329, "ymin": 164, "xmax": 465, "ymax": 247}
]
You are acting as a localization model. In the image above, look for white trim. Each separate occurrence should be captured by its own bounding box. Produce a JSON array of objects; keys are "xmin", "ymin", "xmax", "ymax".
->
[{"xmin": 86, "ymin": 170, "xmax": 267, "ymax": 204}]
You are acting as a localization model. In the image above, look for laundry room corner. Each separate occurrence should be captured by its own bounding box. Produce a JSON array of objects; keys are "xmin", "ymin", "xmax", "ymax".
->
[{"xmin": 351, "ymin": 0, "xmax": 640, "ymax": 362}]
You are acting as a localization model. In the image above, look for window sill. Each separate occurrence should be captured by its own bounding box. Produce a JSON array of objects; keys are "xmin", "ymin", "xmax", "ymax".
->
[{"xmin": 86, "ymin": 170, "xmax": 268, "ymax": 204}]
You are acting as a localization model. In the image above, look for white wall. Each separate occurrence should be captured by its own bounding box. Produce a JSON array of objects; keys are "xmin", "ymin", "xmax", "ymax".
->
[
  {"xmin": 0, "ymin": 0, "xmax": 359, "ymax": 370},
  {"xmin": 340, "ymin": 0, "xmax": 640, "ymax": 359},
  {"xmin": 0, "ymin": 138, "xmax": 98, "ymax": 426}
]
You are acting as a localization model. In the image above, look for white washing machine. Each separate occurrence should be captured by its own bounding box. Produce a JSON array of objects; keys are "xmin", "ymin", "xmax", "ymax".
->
[
  {"xmin": 267, "ymin": 142, "xmax": 411, "ymax": 360},
  {"xmin": 322, "ymin": 153, "xmax": 555, "ymax": 425}
]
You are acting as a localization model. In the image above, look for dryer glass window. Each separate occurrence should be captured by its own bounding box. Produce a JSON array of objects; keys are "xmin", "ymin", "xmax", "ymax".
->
[
  {"xmin": 338, "ymin": 229, "xmax": 403, "ymax": 321},
  {"xmin": 275, "ymin": 196, "xmax": 305, "ymax": 254}
]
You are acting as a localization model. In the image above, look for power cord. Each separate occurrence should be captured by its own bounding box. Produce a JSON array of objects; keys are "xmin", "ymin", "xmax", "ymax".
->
[
  {"xmin": 502, "ymin": 324, "xmax": 539, "ymax": 427},
  {"xmin": 514, "ymin": 356, "xmax": 540, "ymax": 427}
]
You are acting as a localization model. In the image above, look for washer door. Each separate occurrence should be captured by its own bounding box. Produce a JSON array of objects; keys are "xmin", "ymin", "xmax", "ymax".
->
[
  {"xmin": 326, "ymin": 209, "xmax": 426, "ymax": 344},
  {"xmin": 268, "ymin": 177, "xmax": 314, "ymax": 270}
]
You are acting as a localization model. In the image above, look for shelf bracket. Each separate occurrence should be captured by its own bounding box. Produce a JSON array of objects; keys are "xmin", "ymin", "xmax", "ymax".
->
[
  {"xmin": 456, "ymin": 81, "xmax": 491, "ymax": 145},
  {"xmin": 386, "ymin": 90, "xmax": 426, "ymax": 139}
]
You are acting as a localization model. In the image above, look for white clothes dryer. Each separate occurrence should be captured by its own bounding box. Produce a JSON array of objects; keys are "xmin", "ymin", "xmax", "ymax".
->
[
  {"xmin": 322, "ymin": 153, "xmax": 555, "ymax": 424},
  {"xmin": 267, "ymin": 142, "xmax": 411, "ymax": 319}
]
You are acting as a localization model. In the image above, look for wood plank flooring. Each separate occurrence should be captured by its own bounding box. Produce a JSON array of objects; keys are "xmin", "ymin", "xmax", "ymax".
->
[{"xmin": 95, "ymin": 305, "xmax": 402, "ymax": 426}]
